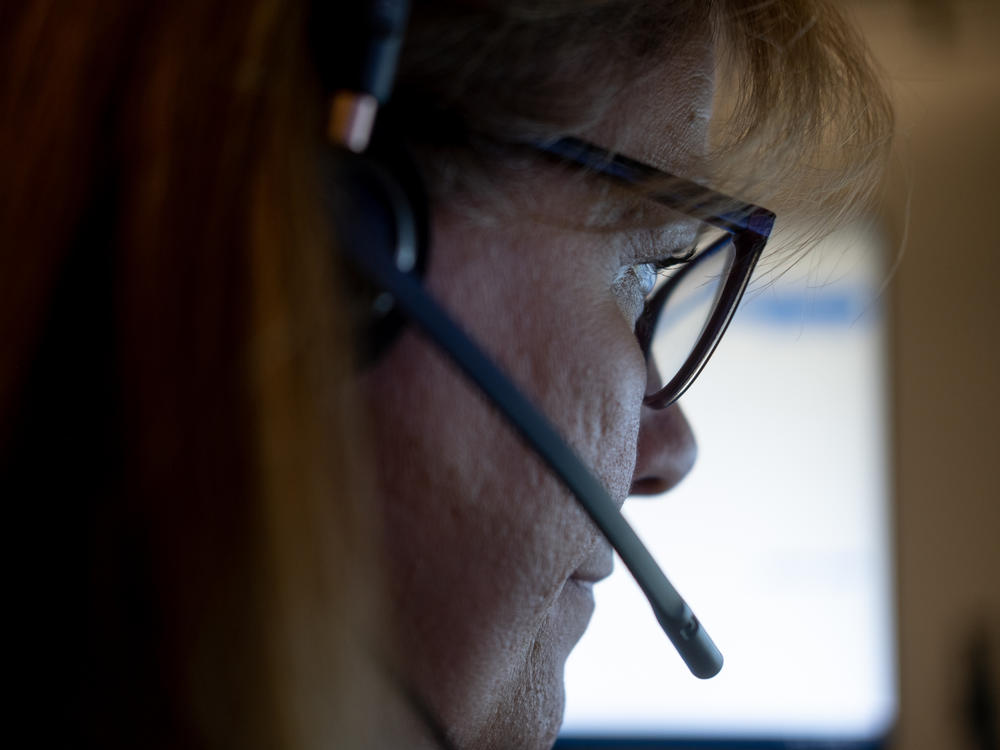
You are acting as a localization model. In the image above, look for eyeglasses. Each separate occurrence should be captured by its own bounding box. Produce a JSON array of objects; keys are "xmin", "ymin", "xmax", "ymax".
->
[{"xmin": 531, "ymin": 137, "xmax": 776, "ymax": 410}]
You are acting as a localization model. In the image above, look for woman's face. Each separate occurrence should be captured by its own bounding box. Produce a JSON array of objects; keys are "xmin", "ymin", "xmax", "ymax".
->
[{"xmin": 362, "ymin": 43, "xmax": 713, "ymax": 750}]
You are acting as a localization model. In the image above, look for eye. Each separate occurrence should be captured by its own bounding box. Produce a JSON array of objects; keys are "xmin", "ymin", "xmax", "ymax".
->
[
  {"xmin": 613, "ymin": 249, "xmax": 695, "ymax": 326},
  {"xmin": 632, "ymin": 262, "xmax": 658, "ymax": 297}
]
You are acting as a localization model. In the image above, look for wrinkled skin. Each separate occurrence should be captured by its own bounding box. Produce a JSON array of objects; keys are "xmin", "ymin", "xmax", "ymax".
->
[{"xmin": 362, "ymin": 41, "xmax": 712, "ymax": 750}]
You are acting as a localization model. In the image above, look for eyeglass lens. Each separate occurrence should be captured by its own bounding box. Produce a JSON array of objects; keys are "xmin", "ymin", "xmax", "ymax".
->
[{"xmin": 644, "ymin": 231, "xmax": 736, "ymax": 398}]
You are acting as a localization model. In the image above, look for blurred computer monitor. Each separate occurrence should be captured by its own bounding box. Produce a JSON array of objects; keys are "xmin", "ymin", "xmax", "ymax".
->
[{"xmin": 559, "ymin": 224, "xmax": 897, "ymax": 749}]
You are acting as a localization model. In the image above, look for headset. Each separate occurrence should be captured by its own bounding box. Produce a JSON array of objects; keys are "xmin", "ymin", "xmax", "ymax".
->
[{"xmin": 318, "ymin": 0, "xmax": 723, "ymax": 680}]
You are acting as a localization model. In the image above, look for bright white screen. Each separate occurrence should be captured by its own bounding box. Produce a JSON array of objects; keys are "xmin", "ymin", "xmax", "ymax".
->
[{"xmin": 561, "ymin": 224, "xmax": 897, "ymax": 741}]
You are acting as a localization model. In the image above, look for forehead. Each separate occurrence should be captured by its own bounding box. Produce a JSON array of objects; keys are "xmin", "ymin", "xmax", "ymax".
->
[{"xmin": 581, "ymin": 38, "xmax": 715, "ymax": 179}]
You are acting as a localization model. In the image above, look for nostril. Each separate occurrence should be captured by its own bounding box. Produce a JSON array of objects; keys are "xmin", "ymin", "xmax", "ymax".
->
[
  {"xmin": 630, "ymin": 404, "xmax": 697, "ymax": 497},
  {"xmin": 629, "ymin": 476, "xmax": 672, "ymax": 496}
]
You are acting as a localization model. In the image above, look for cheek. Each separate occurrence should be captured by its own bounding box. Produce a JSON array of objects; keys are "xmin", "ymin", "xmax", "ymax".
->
[
  {"xmin": 495, "ymin": 265, "xmax": 647, "ymax": 508},
  {"xmin": 552, "ymin": 307, "xmax": 644, "ymax": 505},
  {"xmin": 415, "ymin": 214, "xmax": 650, "ymax": 591},
  {"xmin": 427, "ymin": 210, "xmax": 653, "ymax": 567}
]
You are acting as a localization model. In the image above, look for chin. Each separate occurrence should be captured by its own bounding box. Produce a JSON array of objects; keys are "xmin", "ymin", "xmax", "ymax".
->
[
  {"xmin": 473, "ymin": 664, "xmax": 566, "ymax": 750},
  {"xmin": 469, "ymin": 597, "xmax": 587, "ymax": 750}
]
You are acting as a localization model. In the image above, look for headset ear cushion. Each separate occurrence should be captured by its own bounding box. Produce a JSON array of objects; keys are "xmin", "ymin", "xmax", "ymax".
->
[{"xmin": 327, "ymin": 141, "xmax": 430, "ymax": 364}]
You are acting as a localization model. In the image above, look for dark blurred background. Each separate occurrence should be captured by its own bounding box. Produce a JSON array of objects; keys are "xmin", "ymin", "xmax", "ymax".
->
[{"xmin": 852, "ymin": 1, "xmax": 1000, "ymax": 749}]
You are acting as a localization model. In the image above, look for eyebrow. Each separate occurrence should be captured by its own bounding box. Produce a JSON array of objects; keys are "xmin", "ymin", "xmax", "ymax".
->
[{"xmin": 568, "ymin": 173, "xmax": 705, "ymax": 240}]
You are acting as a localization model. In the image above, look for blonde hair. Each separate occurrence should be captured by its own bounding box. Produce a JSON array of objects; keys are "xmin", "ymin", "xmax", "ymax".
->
[
  {"xmin": 397, "ymin": 0, "xmax": 892, "ymax": 236},
  {"xmin": 2, "ymin": 1, "xmax": 378, "ymax": 746}
]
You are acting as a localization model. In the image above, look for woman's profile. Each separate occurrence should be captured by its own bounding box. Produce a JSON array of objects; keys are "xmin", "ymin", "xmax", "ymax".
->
[{"xmin": 1, "ymin": 1, "xmax": 890, "ymax": 748}]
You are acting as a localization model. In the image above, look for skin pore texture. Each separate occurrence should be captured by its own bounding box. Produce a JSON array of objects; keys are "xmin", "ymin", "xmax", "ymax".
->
[{"xmin": 361, "ymin": 38, "xmax": 713, "ymax": 750}]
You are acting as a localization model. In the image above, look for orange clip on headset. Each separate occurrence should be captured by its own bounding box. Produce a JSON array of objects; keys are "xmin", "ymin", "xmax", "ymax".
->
[{"xmin": 321, "ymin": 0, "xmax": 723, "ymax": 679}]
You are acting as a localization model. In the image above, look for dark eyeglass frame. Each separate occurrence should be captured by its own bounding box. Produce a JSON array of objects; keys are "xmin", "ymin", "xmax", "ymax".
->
[{"xmin": 531, "ymin": 137, "xmax": 776, "ymax": 410}]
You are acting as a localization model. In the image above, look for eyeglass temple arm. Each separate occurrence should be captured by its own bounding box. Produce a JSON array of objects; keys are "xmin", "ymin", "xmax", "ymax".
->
[
  {"xmin": 533, "ymin": 137, "xmax": 775, "ymax": 241},
  {"xmin": 348, "ymin": 239, "xmax": 723, "ymax": 680}
]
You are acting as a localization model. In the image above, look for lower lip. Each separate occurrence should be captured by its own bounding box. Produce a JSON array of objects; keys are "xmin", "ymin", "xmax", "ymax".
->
[
  {"xmin": 531, "ymin": 577, "xmax": 598, "ymax": 664},
  {"xmin": 560, "ymin": 577, "xmax": 597, "ymax": 629}
]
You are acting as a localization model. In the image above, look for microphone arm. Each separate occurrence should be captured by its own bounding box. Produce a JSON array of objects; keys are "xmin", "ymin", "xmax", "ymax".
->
[{"xmin": 349, "ymin": 239, "xmax": 723, "ymax": 679}]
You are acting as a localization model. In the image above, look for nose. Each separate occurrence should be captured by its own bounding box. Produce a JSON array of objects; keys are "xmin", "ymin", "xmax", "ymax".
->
[{"xmin": 630, "ymin": 403, "xmax": 697, "ymax": 496}]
